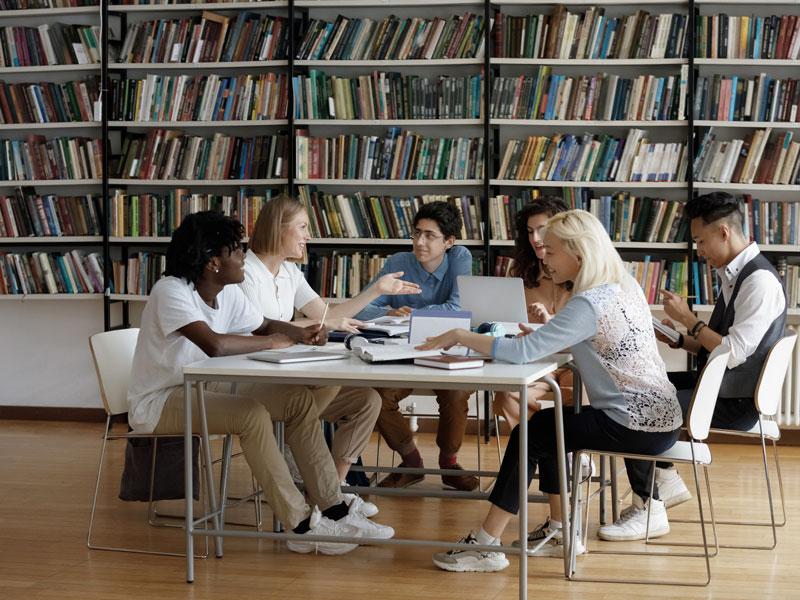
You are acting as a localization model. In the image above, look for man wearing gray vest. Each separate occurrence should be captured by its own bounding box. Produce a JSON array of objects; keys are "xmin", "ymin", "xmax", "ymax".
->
[{"xmin": 600, "ymin": 192, "xmax": 787, "ymax": 541}]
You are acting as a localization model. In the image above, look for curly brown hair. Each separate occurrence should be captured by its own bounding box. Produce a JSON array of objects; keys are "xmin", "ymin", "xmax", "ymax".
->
[{"xmin": 509, "ymin": 196, "xmax": 569, "ymax": 288}]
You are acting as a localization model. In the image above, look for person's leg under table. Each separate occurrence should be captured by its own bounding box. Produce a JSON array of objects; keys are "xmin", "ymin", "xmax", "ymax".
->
[{"xmin": 435, "ymin": 388, "xmax": 476, "ymax": 491}]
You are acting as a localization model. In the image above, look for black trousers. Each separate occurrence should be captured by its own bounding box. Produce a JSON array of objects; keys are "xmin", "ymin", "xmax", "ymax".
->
[
  {"xmin": 655, "ymin": 371, "xmax": 759, "ymax": 470},
  {"xmin": 488, "ymin": 406, "xmax": 681, "ymax": 515}
]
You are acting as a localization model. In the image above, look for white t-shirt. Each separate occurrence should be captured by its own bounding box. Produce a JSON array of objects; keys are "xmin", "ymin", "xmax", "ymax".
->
[
  {"xmin": 239, "ymin": 249, "xmax": 318, "ymax": 320},
  {"xmin": 127, "ymin": 276, "xmax": 264, "ymax": 433}
]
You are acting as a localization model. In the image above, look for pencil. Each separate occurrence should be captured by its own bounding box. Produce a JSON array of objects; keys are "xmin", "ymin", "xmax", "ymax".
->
[{"xmin": 318, "ymin": 302, "xmax": 329, "ymax": 332}]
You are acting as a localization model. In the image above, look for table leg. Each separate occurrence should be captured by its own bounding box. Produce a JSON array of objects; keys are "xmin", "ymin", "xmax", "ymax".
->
[
  {"xmin": 197, "ymin": 383, "xmax": 223, "ymax": 558},
  {"xmin": 543, "ymin": 374, "xmax": 570, "ymax": 578},
  {"xmin": 518, "ymin": 383, "xmax": 528, "ymax": 600},
  {"xmin": 184, "ymin": 381, "xmax": 194, "ymax": 583}
]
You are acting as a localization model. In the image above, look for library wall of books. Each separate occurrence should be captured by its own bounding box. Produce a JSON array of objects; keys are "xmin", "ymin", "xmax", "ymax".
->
[{"xmin": 1, "ymin": 0, "xmax": 799, "ymax": 329}]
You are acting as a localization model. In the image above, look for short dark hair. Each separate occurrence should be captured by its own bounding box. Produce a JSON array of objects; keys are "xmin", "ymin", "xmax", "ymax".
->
[
  {"xmin": 165, "ymin": 211, "xmax": 244, "ymax": 285},
  {"xmin": 413, "ymin": 200, "xmax": 463, "ymax": 240},
  {"xmin": 685, "ymin": 192, "xmax": 744, "ymax": 232},
  {"xmin": 511, "ymin": 196, "xmax": 569, "ymax": 288}
]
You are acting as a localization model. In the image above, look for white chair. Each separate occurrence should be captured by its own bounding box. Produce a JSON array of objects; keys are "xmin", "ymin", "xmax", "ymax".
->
[{"xmin": 567, "ymin": 347, "xmax": 731, "ymax": 587}]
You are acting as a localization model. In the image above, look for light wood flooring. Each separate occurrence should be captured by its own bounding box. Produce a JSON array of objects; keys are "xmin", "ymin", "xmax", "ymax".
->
[{"xmin": 1, "ymin": 419, "xmax": 799, "ymax": 600}]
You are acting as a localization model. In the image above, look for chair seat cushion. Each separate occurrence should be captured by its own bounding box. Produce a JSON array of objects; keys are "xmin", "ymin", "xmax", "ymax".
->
[{"xmin": 658, "ymin": 441, "xmax": 712, "ymax": 465}]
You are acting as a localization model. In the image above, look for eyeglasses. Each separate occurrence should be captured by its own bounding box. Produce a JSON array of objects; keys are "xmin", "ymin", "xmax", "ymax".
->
[{"xmin": 411, "ymin": 230, "xmax": 444, "ymax": 242}]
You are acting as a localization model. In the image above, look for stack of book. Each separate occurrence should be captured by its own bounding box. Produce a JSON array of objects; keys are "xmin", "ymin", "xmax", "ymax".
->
[
  {"xmin": 0, "ymin": 249, "xmax": 104, "ymax": 294},
  {"xmin": 494, "ymin": 8, "xmax": 688, "ymax": 59},
  {"xmin": 306, "ymin": 250, "xmax": 390, "ymax": 299},
  {"xmin": 295, "ymin": 128, "xmax": 484, "ymax": 180},
  {"xmin": 0, "ymin": 192, "xmax": 101, "ymax": 237},
  {"xmin": 0, "ymin": 24, "xmax": 100, "ymax": 67},
  {"xmin": 695, "ymin": 14, "xmax": 800, "ymax": 60},
  {"xmin": 109, "ymin": 188, "xmax": 278, "ymax": 238},
  {"xmin": 0, "ymin": 77, "xmax": 99, "ymax": 124},
  {"xmin": 694, "ymin": 74, "xmax": 799, "ymax": 122},
  {"xmin": 109, "ymin": 73, "xmax": 289, "ymax": 122},
  {"xmin": 293, "ymin": 71, "xmax": 483, "ymax": 120},
  {"xmin": 491, "ymin": 67, "xmax": 688, "ymax": 121},
  {"xmin": 116, "ymin": 12, "xmax": 289, "ymax": 64},
  {"xmin": 496, "ymin": 130, "xmax": 687, "ymax": 183},
  {"xmin": 298, "ymin": 186, "xmax": 483, "ymax": 240},
  {"xmin": 489, "ymin": 193, "xmax": 686, "ymax": 243},
  {"xmin": 694, "ymin": 128, "xmax": 800, "ymax": 185},
  {"xmin": 114, "ymin": 131, "xmax": 289, "ymax": 180},
  {"xmin": 111, "ymin": 251, "xmax": 165, "ymax": 296},
  {"xmin": 0, "ymin": 136, "xmax": 102, "ymax": 181},
  {"xmin": 296, "ymin": 13, "xmax": 488, "ymax": 61}
]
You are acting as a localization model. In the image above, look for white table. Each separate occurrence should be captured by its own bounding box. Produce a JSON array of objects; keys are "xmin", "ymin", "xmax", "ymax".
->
[{"xmin": 182, "ymin": 351, "xmax": 572, "ymax": 600}]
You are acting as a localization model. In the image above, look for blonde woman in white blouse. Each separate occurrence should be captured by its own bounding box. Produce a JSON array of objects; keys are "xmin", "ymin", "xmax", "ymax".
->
[{"xmin": 240, "ymin": 195, "xmax": 421, "ymax": 515}]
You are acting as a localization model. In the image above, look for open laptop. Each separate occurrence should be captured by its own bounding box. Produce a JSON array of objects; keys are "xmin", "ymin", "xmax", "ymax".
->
[
  {"xmin": 248, "ymin": 349, "xmax": 349, "ymax": 364},
  {"xmin": 457, "ymin": 275, "xmax": 528, "ymax": 327}
]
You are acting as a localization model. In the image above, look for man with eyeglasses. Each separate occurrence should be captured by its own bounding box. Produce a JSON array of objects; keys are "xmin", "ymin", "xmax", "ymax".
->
[{"xmin": 356, "ymin": 201, "xmax": 478, "ymax": 491}]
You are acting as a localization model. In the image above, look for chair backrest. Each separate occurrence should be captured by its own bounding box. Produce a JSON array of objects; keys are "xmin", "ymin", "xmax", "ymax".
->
[
  {"xmin": 686, "ymin": 346, "xmax": 731, "ymax": 441},
  {"xmin": 754, "ymin": 334, "xmax": 798, "ymax": 417},
  {"xmin": 88, "ymin": 328, "xmax": 140, "ymax": 417}
]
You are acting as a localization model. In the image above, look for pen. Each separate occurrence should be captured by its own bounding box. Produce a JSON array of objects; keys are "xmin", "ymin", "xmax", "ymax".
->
[{"xmin": 318, "ymin": 302, "xmax": 329, "ymax": 333}]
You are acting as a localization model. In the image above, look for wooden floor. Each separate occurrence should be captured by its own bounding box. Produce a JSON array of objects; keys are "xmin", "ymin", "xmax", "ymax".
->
[{"xmin": 1, "ymin": 420, "xmax": 799, "ymax": 600}]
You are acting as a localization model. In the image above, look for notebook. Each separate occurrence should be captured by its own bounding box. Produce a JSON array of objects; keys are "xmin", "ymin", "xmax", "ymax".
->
[
  {"xmin": 248, "ymin": 350, "xmax": 349, "ymax": 364},
  {"xmin": 413, "ymin": 355, "xmax": 485, "ymax": 370},
  {"xmin": 352, "ymin": 343, "xmax": 442, "ymax": 363}
]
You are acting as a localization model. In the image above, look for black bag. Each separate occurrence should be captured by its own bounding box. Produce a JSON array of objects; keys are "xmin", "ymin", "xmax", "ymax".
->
[{"xmin": 119, "ymin": 436, "xmax": 200, "ymax": 502}]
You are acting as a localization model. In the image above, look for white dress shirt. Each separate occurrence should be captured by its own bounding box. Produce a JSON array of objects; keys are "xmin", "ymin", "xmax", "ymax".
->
[
  {"xmin": 239, "ymin": 249, "xmax": 318, "ymax": 321},
  {"xmin": 715, "ymin": 243, "xmax": 786, "ymax": 369}
]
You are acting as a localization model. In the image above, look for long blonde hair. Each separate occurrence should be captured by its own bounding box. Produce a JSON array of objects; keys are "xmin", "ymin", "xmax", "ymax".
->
[
  {"xmin": 249, "ymin": 194, "xmax": 306, "ymax": 258},
  {"xmin": 544, "ymin": 209, "xmax": 627, "ymax": 293}
]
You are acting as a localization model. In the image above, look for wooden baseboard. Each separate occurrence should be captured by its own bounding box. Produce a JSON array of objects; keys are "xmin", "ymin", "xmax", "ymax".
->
[{"xmin": 0, "ymin": 406, "xmax": 106, "ymax": 422}]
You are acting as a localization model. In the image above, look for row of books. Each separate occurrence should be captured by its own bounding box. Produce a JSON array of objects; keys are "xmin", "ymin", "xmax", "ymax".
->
[
  {"xmin": 0, "ymin": 0, "xmax": 97, "ymax": 7},
  {"xmin": 497, "ymin": 130, "xmax": 688, "ymax": 183},
  {"xmin": 491, "ymin": 68, "xmax": 688, "ymax": 122},
  {"xmin": 623, "ymin": 258, "xmax": 690, "ymax": 305},
  {"xmin": 293, "ymin": 71, "xmax": 482, "ymax": 121},
  {"xmin": 0, "ymin": 250, "xmax": 104, "ymax": 295},
  {"xmin": 108, "ymin": 188, "xmax": 279, "ymax": 238},
  {"xmin": 0, "ymin": 193, "xmax": 101, "ymax": 238},
  {"xmin": 296, "ymin": 13, "xmax": 487, "ymax": 61},
  {"xmin": 493, "ymin": 9, "xmax": 688, "ymax": 60},
  {"xmin": 111, "ymin": 251, "xmax": 165, "ymax": 296},
  {"xmin": 489, "ymin": 193, "xmax": 687, "ymax": 245},
  {"xmin": 0, "ymin": 136, "xmax": 102, "ymax": 182},
  {"xmin": 295, "ymin": 128, "xmax": 484, "ymax": 181},
  {"xmin": 694, "ymin": 128, "xmax": 800, "ymax": 186},
  {"xmin": 693, "ymin": 75, "xmax": 800, "ymax": 123},
  {"xmin": 741, "ymin": 197, "xmax": 800, "ymax": 247},
  {"xmin": 695, "ymin": 14, "xmax": 800, "ymax": 60},
  {"xmin": 0, "ymin": 25, "xmax": 100, "ymax": 68},
  {"xmin": 108, "ymin": 72, "xmax": 289, "ymax": 122},
  {"xmin": 778, "ymin": 260, "xmax": 800, "ymax": 309},
  {"xmin": 116, "ymin": 12, "xmax": 288, "ymax": 64},
  {"xmin": 115, "ymin": 131, "xmax": 288, "ymax": 180},
  {"xmin": 297, "ymin": 187, "xmax": 483, "ymax": 242},
  {"xmin": 0, "ymin": 77, "xmax": 99, "ymax": 125}
]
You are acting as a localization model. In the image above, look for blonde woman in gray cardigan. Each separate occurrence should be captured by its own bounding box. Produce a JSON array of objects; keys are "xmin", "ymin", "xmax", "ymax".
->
[{"xmin": 417, "ymin": 209, "xmax": 682, "ymax": 571}]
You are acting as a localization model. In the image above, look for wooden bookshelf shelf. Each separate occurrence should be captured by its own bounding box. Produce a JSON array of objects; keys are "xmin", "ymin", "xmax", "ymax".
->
[
  {"xmin": 491, "ymin": 119, "xmax": 688, "ymax": 127},
  {"xmin": 0, "ymin": 236, "xmax": 102, "ymax": 244},
  {"xmin": 490, "ymin": 240, "xmax": 686, "ymax": 249},
  {"xmin": 1, "ymin": 122, "xmax": 101, "ymax": 131},
  {"xmin": 0, "ymin": 179, "xmax": 102, "ymax": 188},
  {"xmin": 759, "ymin": 245, "xmax": 800, "ymax": 253},
  {"xmin": 0, "ymin": 65, "xmax": 99, "ymax": 74},
  {"xmin": 0, "ymin": 293, "xmax": 103, "ymax": 301},
  {"xmin": 295, "ymin": 179, "xmax": 484, "ymax": 186},
  {"xmin": 490, "ymin": 58, "xmax": 687, "ymax": 66},
  {"xmin": 0, "ymin": 6, "xmax": 98, "ymax": 18},
  {"xmin": 694, "ymin": 183, "xmax": 800, "ymax": 192},
  {"xmin": 109, "ymin": 1, "xmax": 289, "ymax": 12},
  {"xmin": 694, "ymin": 304, "xmax": 800, "ymax": 318},
  {"xmin": 295, "ymin": 59, "xmax": 483, "ymax": 67},
  {"xmin": 694, "ymin": 121, "xmax": 800, "ymax": 129},
  {"xmin": 295, "ymin": 119, "xmax": 483, "ymax": 126},
  {"xmin": 109, "ymin": 120, "xmax": 288, "ymax": 128},
  {"xmin": 109, "ymin": 237, "xmax": 172, "ymax": 244},
  {"xmin": 297, "ymin": 0, "xmax": 483, "ymax": 5},
  {"xmin": 694, "ymin": 59, "xmax": 800, "ymax": 66},
  {"xmin": 308, "ymin": 238, "xmax": 483, "ymax": 246},
  {"xmin": 490, "ymin": 179, "xmax": 687, "ymax": 188},
  {"xmin": 108, "ymin": 178, "xmax": 288, "ymax": 186},
  {"xmin": 107, "ymin": 294, "xmax": 149, "ymax": 302},
  {"xmin": 110, "ymin": 61, "xmax": 289, "ymax": 70},
  {"xmin": 493, "ymin": 0, "xmax": 687, "ymax": 4}
]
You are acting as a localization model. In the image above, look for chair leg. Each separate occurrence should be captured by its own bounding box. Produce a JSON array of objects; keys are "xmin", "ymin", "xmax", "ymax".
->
[
  {"xmin": 87, "ymin": 417, "xmax": 111, "ymax": 550},
  {"xmin": 493, "ymin": 415, "xmax": 502, "ymax": 466},
  {"xmin": 773, "ymin": 440, "xmax": 787, "ymax": 527},
  {"xmin": 474, "ymin": 393, "xmax": 482, "ymax": 490},
  {"xmin": 690, "ymin": 450, "xmax": 713, "ymax": 586}
]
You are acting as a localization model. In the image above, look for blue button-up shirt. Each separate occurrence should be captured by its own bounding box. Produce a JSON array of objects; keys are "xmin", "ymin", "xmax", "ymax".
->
[{"xmin": 355, "ymin": 245, "xmax": 473, "ymax": 321}]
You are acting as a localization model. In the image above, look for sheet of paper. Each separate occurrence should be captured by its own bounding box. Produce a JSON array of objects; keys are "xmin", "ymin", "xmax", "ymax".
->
[{"xmin": 408, "ymin": 310, "xmax": 472, "ymax": 346}]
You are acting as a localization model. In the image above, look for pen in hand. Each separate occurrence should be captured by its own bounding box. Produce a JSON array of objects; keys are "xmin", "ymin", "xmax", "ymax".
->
[{"xmin": 318, "ymin": 302, "xmax": 329, "ymax": 333}]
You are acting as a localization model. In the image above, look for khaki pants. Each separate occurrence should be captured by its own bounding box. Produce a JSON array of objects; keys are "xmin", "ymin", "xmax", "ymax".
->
[
  {"xmin": 309, "ymin": 386, "xmax": 381, "ymax": 465},
  {"xmin": 376, "ymin": 388, "xmax": 472, "ymax": 457},
  {"xmin": 154, "ymin": 382, "xmax": 341, "ymax": 529}
]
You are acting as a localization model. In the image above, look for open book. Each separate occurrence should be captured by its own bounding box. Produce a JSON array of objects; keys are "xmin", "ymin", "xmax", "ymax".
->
[
  {"xmin": 360, "ymin": 316, "xmax": 411, "ymax": 337},
  {"xmin": 353, "ymin": 342, "xmax": 441, "ymax": 363}
]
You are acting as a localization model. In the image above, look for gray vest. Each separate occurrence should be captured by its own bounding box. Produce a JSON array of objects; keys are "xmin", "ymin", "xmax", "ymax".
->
[{"xmin": 696, "ymin": 253, "xmax": 786, "ymax": 399}]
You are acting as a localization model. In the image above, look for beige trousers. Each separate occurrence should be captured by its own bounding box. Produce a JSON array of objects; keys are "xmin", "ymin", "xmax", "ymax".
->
[
  {"xmin": 308, "ymin": 386, "xmax": 381, "ymax": 465},
  {"xmin": 154, "ymin": 382, "xmax": 341, "ymax": 529}
]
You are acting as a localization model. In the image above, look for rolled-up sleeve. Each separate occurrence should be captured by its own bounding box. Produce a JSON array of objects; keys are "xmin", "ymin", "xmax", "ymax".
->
[
  {"xmin": 492, "ymin": 296, "xmax": 598, "ymax": 364},
  {"xmin": 718, "ymin": 271, "xmax": 786, "ymax": 369}
]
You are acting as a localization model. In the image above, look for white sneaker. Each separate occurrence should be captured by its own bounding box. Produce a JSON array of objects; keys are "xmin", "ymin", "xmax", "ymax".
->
[
  {"xmin": 656, "ymin": 467, "xmax": 692, "ymax": 509},
  {"xmin": 340, "ymin": 501, "xmax": 395, "ymax": 540},
  {"xmin": 287, "ymin": 506, "xmax": 362, "ymax": 555},
  {"xmin": 341, "ymin": 482, "xmax": 379, "ymax": 517},
  {"xmin": 513, "ymin": 519, "xmax": 587, "ymax": 557},
  {"xmin": 598, "ymin": 495, "xmax": 670, "ymax": 541},
  {"xmin": 568, "ymin": 453, "xmax": 597, "ymax": 481},
  {"xmin": 432, "ymin": 533, "xmax": 510, "ymax": 572}
]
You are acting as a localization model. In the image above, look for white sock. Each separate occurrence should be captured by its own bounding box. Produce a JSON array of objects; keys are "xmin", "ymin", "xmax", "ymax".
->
[
  {"xmin": 475, "ymin": 528, "xmax": 499, "ymax": 546},
  {"xmin": 549, "ymin": 519, "xmax": 562, "ymax": 530}
]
